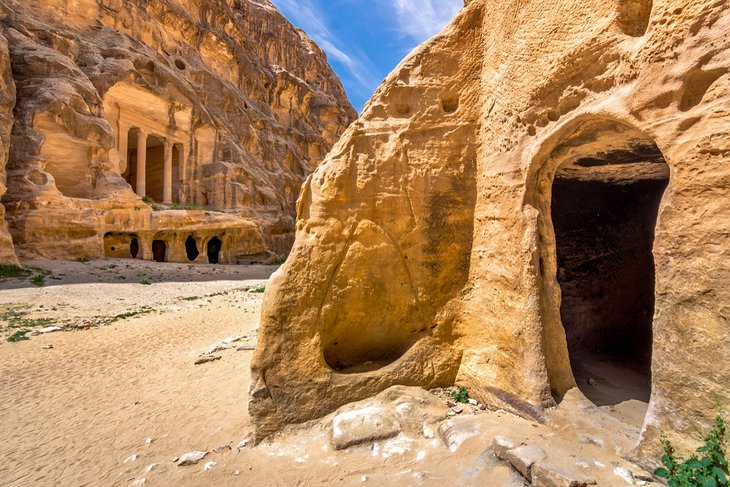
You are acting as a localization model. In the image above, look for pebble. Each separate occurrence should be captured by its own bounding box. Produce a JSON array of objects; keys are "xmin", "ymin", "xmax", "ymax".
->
[
  {"xmin": 144, "ymin": 464, "xmax": 156, "ymax": 473},
  {"xmin": 234, "ymin": 470, "xmax": 241, "ymax": 476},
  {"xmin": 42, "ymin": 344, "xmax": 54, "ymax": 349},
  {"xmin": 203, "ymin": 461, "xmax": 216, "ymax": 471},
  {"xmin": 467, "ymin": 398, "xmax": 478, "ymax": 406},
  {"xmin": 194, "ymin": 355, "xmax": 221, "ymax": 365},
  {"xmin": 124, "ymin": 454, "xmax": 138, "ymax": 463},
  {"xmin": 450, "ymin": 406, "xmax": 464, "ymax": 414},
  {"xmin": 237, "ymin": 344, "xmax": 256, "ymax": 351},
  {"xmin": 587, "ymin": 377, "xmax": 597, "ymax": 387},
  {"xmin": 133, "ymin": 479, "xmax": 146, "ymax": 487},
  {"xmin": 177, "ymin": 451, "xmax": 208, "ymax": 466},
  {"xmin": 236, "ymin": 439, "xmax": 250, "ymax": 450},
  {"xmin": 207, "ymin": 343, "xmax": 230, "ymax": 354},
  {"xmin": 145, "ymin": 438, "xmax": 153, "ymax": 445},
  {"xmin": 39, "ymin": 326, "xmax": 62, "ymax": 334}
]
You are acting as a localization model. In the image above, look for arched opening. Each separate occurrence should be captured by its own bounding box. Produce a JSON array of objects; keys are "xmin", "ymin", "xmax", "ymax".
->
[
  {"xmin": 546, "ymin": 119, "xmax": 669, "ymax": 410},
  {"xmin": 104, "ymin": 232, "xmax": 139, "ymax": 259},
  {"xmin": 122, "ymin": 128, "xmax": 138, "ymax": 192},
  {"xmin": 207, "ymin": 237, "xmax": 221, "ymax": 264},
  {"xmin": 130, "ymin": 238, "xmax": 139, "ymax": 258},
  {"xmin": 185, "ymin": 236, "xmax": 199, "ymax": 261},
  {"xmin": 152, "ymin": 240, "xmax": 167, "ymax": 262}
]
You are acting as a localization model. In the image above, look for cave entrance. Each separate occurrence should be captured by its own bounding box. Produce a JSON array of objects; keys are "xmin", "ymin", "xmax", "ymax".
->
[
  {"xmin": 152, "ymin": 240, "xmax": 167, "ymax": 263},
  {"xmin": 207, "ymin": 237, "xmax": 221, "ymax": 264},
  {"xmin": 547, "ymin": 120, "xmax": 669, "ymax": 408},
  {"xmin": 185, "ymin": 236, "xmax": 199, "ymax": 262},
  {"xmin": 130, "ymin": 238, "xmax": 139, "ymax": 258}
]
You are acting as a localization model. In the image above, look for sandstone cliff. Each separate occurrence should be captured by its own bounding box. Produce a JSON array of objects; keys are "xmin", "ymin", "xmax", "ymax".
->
[
  {"xmin": 250, "ymin": 0, "xmax": 730, "ymax": 466},
  {"xmin": 0, "ymin": 0, "xmax": 356, "ymax": 262}
]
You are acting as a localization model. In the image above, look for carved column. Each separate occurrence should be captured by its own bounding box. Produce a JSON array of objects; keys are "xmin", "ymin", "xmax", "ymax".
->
[
  {"xmin": 163, "ymin": 139, "xmax": 173, "ymax": 204},
  {"xmin": 136, "ymin": 130, "xmax": 148, "ymax": 197},
  {"xmin": 118, "ymin": 124, "xmax": 128, "ymax": 174}
]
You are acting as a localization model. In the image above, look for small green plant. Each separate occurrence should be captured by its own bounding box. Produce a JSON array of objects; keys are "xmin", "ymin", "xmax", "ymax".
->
[
  {"xmin": 30, "ymin": 275, "xmax": 45, "ymax": 287},
  {"xmin": 451, "ymin": 387, "xmax": 470, "ymax": 404},
  {"xmin": 271, "ymin": 257, "xmax": 287, "ymax": 265},
  {"xmin": 139, "ymin": 278, "xmax": 152, "ymax": 285},
  {"xmin": 248, "ymin": 285, "xmax": 266, "ymax": 293},
  {"xmin": 75, "ymin": 257, "xmax": 89, "ymax": 263},
  {"xmin": 180, "ymin": 296, "xmax": 201, "ymax": 301},
  {"xmin": 655, "ymin": 414, "xmax": 728, "ymax": 486},
  {"xmin": 7, "ymin": 329, "xmax": 31, "ymax": 342},
  {"xmin": 0, "ymin": 264, "xmax": 29, "ymax": 279},
  {"xmin": 109, "ymin": 307, "xmax": 153, "ymax": 322},
  {"xmin": 142, "ymin": 196, "xmax": 154, "ymax": 204}
]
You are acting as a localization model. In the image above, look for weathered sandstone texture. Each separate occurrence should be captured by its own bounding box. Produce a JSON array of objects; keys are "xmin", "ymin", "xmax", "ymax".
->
[
  {"xmin": 250, "ymin": 0, "xmax": 730, "ymax": 465},
  {"xmin": 0, "ymin": 0, "xmax": 355, "ymax": 263},
  {"xmin": 0, "ymin": 30, "xmax": 15, "ymax": 263}
]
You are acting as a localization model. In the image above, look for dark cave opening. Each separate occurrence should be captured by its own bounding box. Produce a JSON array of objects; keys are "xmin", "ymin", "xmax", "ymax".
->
[{"xmin": 551, "ymin": 146, "xmax": 669, "ymax": 406}]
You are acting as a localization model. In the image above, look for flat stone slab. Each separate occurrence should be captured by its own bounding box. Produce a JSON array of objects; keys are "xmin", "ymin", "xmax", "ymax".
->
[
  {"xmin": 505, "ymin": 445, "xmax": 547, "ymax": 480},
  {"xmin": 331, "ymin": 406, "xmax": 401, "ymax": 450},
  {"xmin": 532, "ymin": 462, "xmax": 597, "ymax": 487}
]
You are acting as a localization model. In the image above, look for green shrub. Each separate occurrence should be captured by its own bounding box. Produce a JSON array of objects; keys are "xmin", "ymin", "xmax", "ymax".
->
[
  {"xmin": 0, "ymin": 264, "xmax": 29, "ymax": 279},
  {"xmin": 655, "ymin": 414, "xmax": 728, "ymax": 486},
  {"xmin": 139, "ymin": 278, "xmax": 152, "ymax": 285},
  {"xmin": 451, "ymin": 386, "xmax": 470, "ymax": 404},
  {"xmin": 30, "ymin": 275, "xmax": 45, "ymax": 287},
  {"xmin": 7, "ymin": 330, "xmax": 31, "ymax": 342},
  {"xmin": 248, "ymin": 285, "xmax": 266, "ymax": 293}
]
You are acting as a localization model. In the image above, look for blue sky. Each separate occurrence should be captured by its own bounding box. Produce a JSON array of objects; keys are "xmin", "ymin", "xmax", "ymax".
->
[{"xmin": 270, "ymin": 0, "xmax": 463, "ymax": 112}]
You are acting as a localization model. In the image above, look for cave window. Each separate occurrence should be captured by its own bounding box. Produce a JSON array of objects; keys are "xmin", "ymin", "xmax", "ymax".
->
[
  {"xmin": 207, "ymin": 237, "xmax": 222, "ymax": 264},
  {"xmin": 130, "ymin": 238, "xmax": 139, "ymax": 258},
  {"xmin": 152, "ymin": 240, "xmax": 167, "ymax": 263},
  {"xmin": 185, "ymin": 236, "xmax": 199, "ymax": 262},
  {"xmin": 549, "ymin": 124, "xmax": 669, "ymax": 408}
]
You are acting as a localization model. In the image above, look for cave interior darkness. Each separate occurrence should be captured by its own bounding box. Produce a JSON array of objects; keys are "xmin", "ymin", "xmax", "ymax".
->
[{"xmin": 551, "ymin": 136, "xmax": 669, "ymax": 406}]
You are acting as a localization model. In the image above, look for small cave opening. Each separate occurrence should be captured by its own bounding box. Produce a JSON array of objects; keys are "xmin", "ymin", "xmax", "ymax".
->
[
  {"xmin": 185, "ymin": 236, "xmax": 199, "ymax": 262},
  {"xmin": 152, "ymin": 240, "xmax": 167, "ymax": 263},
  {"xmin": 549, "ymin": 123, "xmax": 669, "ymax": 408},
  {"xmin": 207, "ymin": 237, "xmax": 221, "ymax": 264},
  {"xmin": 130, "ymin": 238, "xmax": 139, "ymax": 258}
]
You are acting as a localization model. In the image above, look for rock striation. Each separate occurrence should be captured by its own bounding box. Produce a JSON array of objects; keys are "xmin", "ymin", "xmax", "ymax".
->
[
  {"xmin": 0, "ymin": 0, "xmax": 355, "ymax": 263},
  {"xmin": 250, "ymin": 0, "xmax": 730, "ymax": 466}
]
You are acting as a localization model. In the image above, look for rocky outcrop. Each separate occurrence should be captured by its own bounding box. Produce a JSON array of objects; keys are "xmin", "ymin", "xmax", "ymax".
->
[
  {"xmin": 0, "ymin": 29, "xmax": 15, "ymax": 263},
  {"xmin": 0, "ymin": 0, "xmax": 355, "ymax": 262},
  {"xmin": 250, "ymin": 0, "xmax": 730, "ymax": 466}
]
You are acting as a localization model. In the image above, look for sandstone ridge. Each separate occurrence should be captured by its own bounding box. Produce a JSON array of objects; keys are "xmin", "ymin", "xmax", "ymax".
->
[{"xmin": 0, "ymin": 0, "xmax": 356, "ymax": 263}]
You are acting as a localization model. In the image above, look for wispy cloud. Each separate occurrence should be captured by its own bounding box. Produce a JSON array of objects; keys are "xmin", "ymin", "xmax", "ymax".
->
[
  {"xmin": 270, "ymin": 0, "xmax": 379, "ymax": 101},
  {"xmin": 387, "ymin": 0, "xmax": 462, "ymax": 43}
]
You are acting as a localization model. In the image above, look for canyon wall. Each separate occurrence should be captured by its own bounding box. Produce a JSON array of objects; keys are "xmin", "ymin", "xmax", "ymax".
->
[
  {"xmin": 0, "ymin": 0, "xmax": 355, "ymax": 263},
  {"xmin": 250, "ymin": 0, "xmax": 730, "ymax": 466}
]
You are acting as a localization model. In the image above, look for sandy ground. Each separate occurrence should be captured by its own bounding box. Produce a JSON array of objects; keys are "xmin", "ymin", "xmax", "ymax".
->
[{"xmin": 0, "ymin": 260, "xmax": 656, "ymax": 486}]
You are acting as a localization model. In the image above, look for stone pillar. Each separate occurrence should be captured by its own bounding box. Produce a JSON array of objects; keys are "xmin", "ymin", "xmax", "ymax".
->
[
  {"xmin": 180, "ymin": 143, "xmax": 189, "ymax": 204},
  {"xmin": 118, "ymin": 124, "xmax": 128, "ymax": 173},
  {"xmin": 136, "ymin": 130, "xmax": 148, "ymax": 197},
  {"xmin": 163, "ymin": 139, "xmax": 173, "ymax": 204}
]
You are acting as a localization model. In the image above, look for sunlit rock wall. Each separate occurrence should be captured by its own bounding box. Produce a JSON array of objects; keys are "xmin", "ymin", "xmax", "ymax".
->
[
  {"xmin": 0, "ymin": 0, "xmax": 356, "ymax": 261},
  {"xmin": 250, "ymin": 0, "xmax": 730, "ymax": 467}
]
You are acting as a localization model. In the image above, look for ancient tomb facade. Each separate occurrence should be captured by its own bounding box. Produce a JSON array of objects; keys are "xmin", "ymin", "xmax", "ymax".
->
[
  {"xmin": 0, "ymin": 0, "xmax": 356, "ymax": 263},
  {"xmin": 250, "ymin": 0, "xmax": 730, "ymax": 467}
]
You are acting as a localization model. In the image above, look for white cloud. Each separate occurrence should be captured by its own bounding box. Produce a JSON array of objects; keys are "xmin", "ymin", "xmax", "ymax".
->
[{"xmin": 389, "ymin": 0, "xmax": 463, "ymax": 42}]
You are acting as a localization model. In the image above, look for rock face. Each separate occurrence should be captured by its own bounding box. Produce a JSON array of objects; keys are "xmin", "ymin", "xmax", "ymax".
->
[
  {"xmin": 0, "ymin": 0, "xmax": 355, "ymax": 263},
  {"xmin": 0, "ymin": 30, "xmax": 15, "ymax": 263},
  {"xmin": 250, "ymin": 0, "xmax": 730, "ymax": 465}
]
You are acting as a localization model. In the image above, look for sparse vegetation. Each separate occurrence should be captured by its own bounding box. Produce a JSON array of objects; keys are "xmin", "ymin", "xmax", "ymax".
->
[
  {"xmin": 248, "ymin": 285, "xmax": 266, "ymax": 293},
  {"xmin": 2, "ymin": 308, "xmax": 54, "ymax": 342},
  {"xmin": 180, "ymin": 296, "xmax": 201, "ymax": 301},
  {"xmin": 451, "ymin": 387, "xmax": 470, "ymax": 404},
  {"xmin": 7, "ymin": 330, "xmax": 32, "ymax": 342},
  {"xmin": 655, "ymin": 414, "xmax": 728, "ymax": 487},
  {"xmin": 30, "ymin": 275, "xmax": 45, "ymax": 287},
  {"xmin": 0, "ymin": 264, "xmax": 30, "ymax": 279},
  {"xmin": 76, "ymin": 257, "xmax": 90, "ymax": 263},
  {"xmin": 109, "ymin": 307, "xmax": 153, "ymax": 323},
  {"xmin": 272, "ymin": 257, "xmax": 287, "ymax": 265},
  {"xmin": 139, "ymin": 278, "xmax": 152, "ymax": 285}
]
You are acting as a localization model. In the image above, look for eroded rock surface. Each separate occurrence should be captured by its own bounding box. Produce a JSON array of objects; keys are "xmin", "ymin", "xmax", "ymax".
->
[
  {"xmin": 0, "ymin": 0, "xmax": 355, "ymax": 263},
  {"xmin": 250, "ymin": 0, "xmax": 730, "ymax": 466}
]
